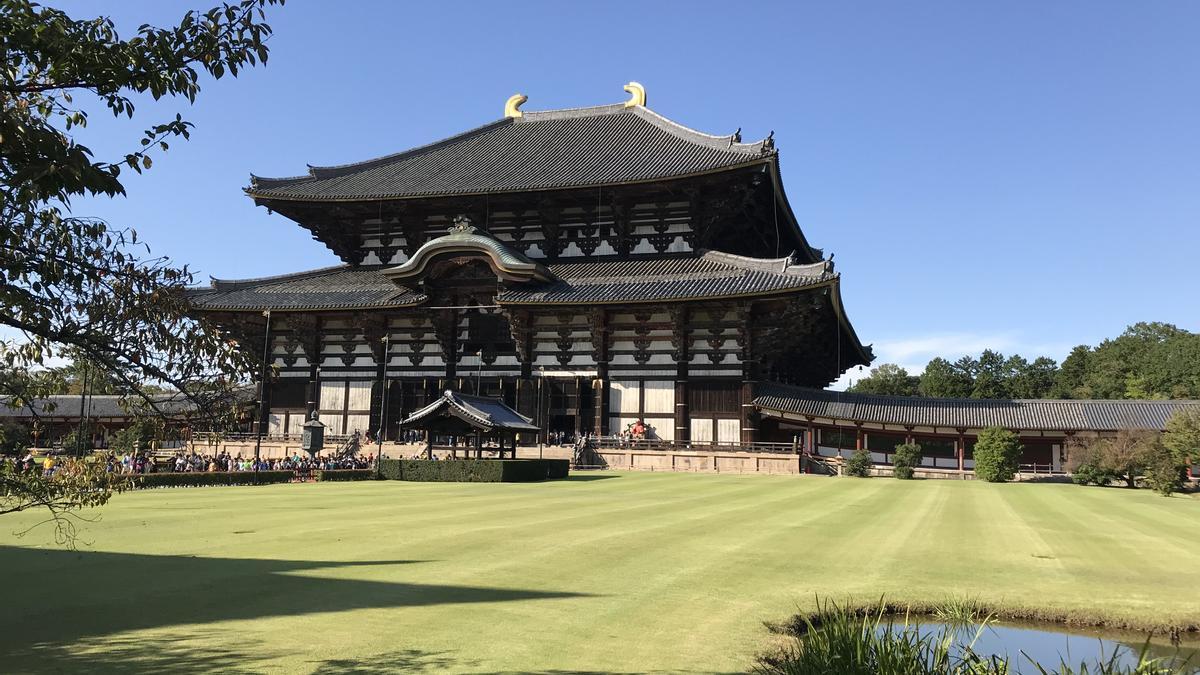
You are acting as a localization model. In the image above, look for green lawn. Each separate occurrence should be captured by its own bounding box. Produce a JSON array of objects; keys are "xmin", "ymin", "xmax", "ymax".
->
[{"xmin": 2, "ymin": 472, "xmax": 1198, "ymax": 674}]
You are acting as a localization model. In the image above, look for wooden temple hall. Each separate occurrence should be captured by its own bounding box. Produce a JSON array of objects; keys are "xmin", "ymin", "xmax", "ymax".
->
[{"xmin": 188, "ymin": 83, "xmax": 874, "ymax": 446}]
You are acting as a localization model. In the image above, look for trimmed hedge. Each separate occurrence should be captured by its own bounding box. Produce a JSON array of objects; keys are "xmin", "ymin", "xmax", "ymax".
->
[
  {"xmin": 134, "ymin": 470, "xmax": 295, "ymax": 488},
  {"xmin": 973, "ymin": 426, "xmax": 1022, "ymax": 482},
  {"xmin": 891, "ymin": 443, "xmax": 922, "ymax": 480},
  {"xmin": 313, "ymin": 469, "xmax": 376, "ymax": 482},
  {"xmin": 844, "ymin": 449, "xmax": 873, "ymax": 477},
  {"xmin": 378, "ymin": 458, "xmax": 569, "ymax": 482}
]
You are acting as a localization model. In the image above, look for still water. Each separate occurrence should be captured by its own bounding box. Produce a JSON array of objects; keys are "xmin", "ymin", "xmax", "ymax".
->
[{"xmin": 883, "ymin": 620, "xmax": 1199, "ymax": 673}]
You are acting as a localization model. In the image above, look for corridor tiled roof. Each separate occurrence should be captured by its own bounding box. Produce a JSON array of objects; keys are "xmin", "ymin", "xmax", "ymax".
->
[
  {"xmin": 247, "ymin": 104, "xmax": 773, "ymax": 201},
  {"xmin": 754, "ymin": 382, "xmax": 1200, "ymax": 432},
  {"xmin": 188, "ymin": 266, "xmax": 426, "ymax": 311},
  {"xmin": 1, "ymin": 395, "xmax": 199, "ymax": 419},
  {"xmin": 187, "ymin": 252, "xmax": 835, "ymax": 311}
]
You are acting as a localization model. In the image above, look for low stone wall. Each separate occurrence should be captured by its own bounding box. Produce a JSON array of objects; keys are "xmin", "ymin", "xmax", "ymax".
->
[
  {"xmin": 186, "ymin": 439, "xmax": 1071, "ymax": 481},
  {"xmin": 867, "ymin": 465, "xmax": 973, "ymax": 480},
  {"xmin": 187, "ymin": 439, "xmax": 302, "ymax": 459},
  {"xmin": 582, "ymin": 446, "xmax": 805, "ymax": 475}
]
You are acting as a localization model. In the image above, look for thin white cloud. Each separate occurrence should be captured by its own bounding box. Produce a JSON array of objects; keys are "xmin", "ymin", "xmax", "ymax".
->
[{"xmin": 828, "ymin": 332, "xmax": 1077, "ymax": 391}]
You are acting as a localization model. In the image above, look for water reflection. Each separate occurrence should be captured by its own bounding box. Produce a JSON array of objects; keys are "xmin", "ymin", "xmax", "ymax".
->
[{"xmin": 879, "ymin": 619, "xmax": 1198, "ymax": 674}]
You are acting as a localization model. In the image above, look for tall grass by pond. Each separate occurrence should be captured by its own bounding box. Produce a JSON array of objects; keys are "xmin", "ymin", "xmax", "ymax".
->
[{"xmin": 757, "ymin": 598, "xmax": 1193, "ymax": 675}]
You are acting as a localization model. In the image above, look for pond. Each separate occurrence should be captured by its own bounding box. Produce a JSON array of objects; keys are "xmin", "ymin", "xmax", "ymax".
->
[{"xmin": 882, "ymin": 619, "xmax": 1199, "ymax": 673}]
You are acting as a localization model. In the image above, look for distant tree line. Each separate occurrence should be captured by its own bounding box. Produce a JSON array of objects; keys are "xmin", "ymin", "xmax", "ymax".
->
[{"xmin": 848, "ymin": 322, "xmax": 1200, "ymax": 400}]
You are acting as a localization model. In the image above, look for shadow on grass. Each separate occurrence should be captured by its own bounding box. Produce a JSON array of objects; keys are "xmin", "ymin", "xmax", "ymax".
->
[
  {"xmin": 0, "ymin": 545, "xmax": 593, "ymax": 671},
  {"xmin": 7, "ymin": 635, "xmax": 737, "ymax": 675},
  {"xmin": 561, "ymin": 473, "xmax": 622, "ymax": 482}
]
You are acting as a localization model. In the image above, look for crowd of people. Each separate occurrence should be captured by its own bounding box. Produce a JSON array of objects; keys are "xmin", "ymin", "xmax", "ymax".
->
[
  {"xmin": 163, "ymin": 450, "xmax": 374, "ymax": 473},
  {"xmin": 0, "ymin": 450, "xmax": 375, "ymax": 478}
]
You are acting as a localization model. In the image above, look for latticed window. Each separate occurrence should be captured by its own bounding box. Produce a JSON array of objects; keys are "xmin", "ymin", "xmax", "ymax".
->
[
  {"xmin": 819, "ymin": 428, "xmax": 858, "ymax": 449},
  {"xmin": 866, "ymin": 433, "xmax": 906, "ymax": 452},
  {"xmin": 916, "ymin": 437, "xmax": 957, "ymax": 457}
]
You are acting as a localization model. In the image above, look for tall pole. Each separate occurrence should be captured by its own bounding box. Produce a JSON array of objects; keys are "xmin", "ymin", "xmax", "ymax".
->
[
  {"xmin": 377, "ymin": 335, "xmax": 389, "ymax": 460},
  {"xmin": 476, "ymin": 349, "xmax": 483, "ymax": 395},
  {"xmin": 253, "ymin": 309, "xmax": 272, "ymax": 469}
]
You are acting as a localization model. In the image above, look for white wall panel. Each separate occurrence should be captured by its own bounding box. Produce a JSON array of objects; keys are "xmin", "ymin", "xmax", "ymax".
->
[
  {"xmin": 609, "ymin": 380, "xmax": 640, "ymax": 413},
  {"xmin": 344, "ymin": 414, "xmax": 371, "ymax": 435},
  {"xmin": 717, "ymin": 419, "xmax": 741, "ymax": 444},
  {"xmin": 609, "ymin": 416, "xmax": 639, "ymax": 436},
  {"xmin": 690, "ymin": 418, "xmax": 714, "ymax": 443},
  {"xmin": 319, "ymin": 381, "xmax": 345, "ymax": 410},
  {"xmin": 649, "ymin": 420, "xmax": 673, "ymax": 441},
  {"xmin": 319, "ymin": 413, "xmax": 343, "ymax": 436},
  {"xmin": 643, "ymin": 381, "xmax": 674, "ymax": 413},
  {"xmin": 346, "ymin": 381, "xmax": 372, "ymax": 411}
]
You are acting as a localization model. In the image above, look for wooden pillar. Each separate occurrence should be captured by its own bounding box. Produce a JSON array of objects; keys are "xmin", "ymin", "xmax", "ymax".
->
[
  {"xmin": 672, "ymin": 307, "xmax": 691, "ymax": 445},
  {"xmin": 593, "ymin": 364, "xmax": 609, "ymax": 438},
  {"xmin": 674, "ymin": 380, "xmax": 689, "ymax": 445},
  {"xmin": 806, "ymin": 418, "xmax": 816, "ymax": 454},
  {"xmin": 855, "ymin": 424, "xmax": 864, "ymax": 451},
  {"xmin": 573, "ymin": 376, "xmax": 583, "ymax": 438},
  {"xmin": 957, "ymin": 429, "xmax": 966, "ymax": 472},
  {"xmin": 588, "ymin": 308, "xmax": 610, "ymax": 438},
  {"xmin": 425, "ymin": 432, "xmax": 433, "ymax": 460},
  {"xmin": 737, "ymin": 304, "xmax": 758, "ymax": 447},
  {"xmin": 474, "ymin": 431, "xmax": 482, "ymax": 459}
]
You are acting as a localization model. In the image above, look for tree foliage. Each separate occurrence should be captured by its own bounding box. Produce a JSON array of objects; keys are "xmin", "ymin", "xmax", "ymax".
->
[
  {"xmin": 848, "ymin": 364, "xmax": 920, "ymax": 396},
  {"xmin": 1, "ymin": 0, "xmax": 282, "ymax": 419},
  {"xmin": 971, "ymin": 427, "xmax": 1022, "ymax": 482},
  {"xmin": 844, "ymin": 448, "xmax": 873, "ymax": 478},
  {"xmin": 0, "ymin": 418, "xmax": 30, "ymax": 454},
  {"xmin": 1, "ymin": 457, "xmax": 130, "ymax": 546},
  {"xmin": 1163, "ymin": 408, "xmax": 1200, "ymax": 466},
  {"xmin": 918, "ymin": 357, "xmax": 974, "ymax": 398},
  {"xmin": 1066, "ymin": 429, "xmax": 1179, "ymax": 491},
  {"xmin": 891, "ymin": 442, "xmax": 921, "ymax": 480},
  {"xmin": 861, "ymin": 323, "xmax": 1199, "ymax": 402},
  {"xmin": 0, "ymin": 0, "xmax": 283, "ymax": 538},
  {"xmin": 1052, "ymin": 323, "xmax": 1200, "ymax": 400}
]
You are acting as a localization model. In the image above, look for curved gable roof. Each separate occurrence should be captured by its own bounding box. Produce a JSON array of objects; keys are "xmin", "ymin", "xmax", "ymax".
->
[
  {"xmin": 385, "ymin": 221, "xmax": 554, "ymax": 285},
  {"xmin": 399, "ymin": 390, "xmax": 538, "ymax": 432}
]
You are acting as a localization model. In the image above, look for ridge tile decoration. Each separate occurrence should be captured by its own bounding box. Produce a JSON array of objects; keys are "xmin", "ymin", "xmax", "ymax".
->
[{"xmin": 189, "ymin": 88, "xmax": 874, "ymax": 442}]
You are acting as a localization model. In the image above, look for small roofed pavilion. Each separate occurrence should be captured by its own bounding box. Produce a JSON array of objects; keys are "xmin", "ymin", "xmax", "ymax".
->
[{"xmin": 399, "ymin": 390, "xmax": 539, "ymax": 459}]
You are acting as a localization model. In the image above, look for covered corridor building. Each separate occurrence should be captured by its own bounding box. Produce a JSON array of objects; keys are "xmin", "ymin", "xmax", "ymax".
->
[{"xmin": 754, "ymin": 383, "xmax": 1199, "ymax": 472}]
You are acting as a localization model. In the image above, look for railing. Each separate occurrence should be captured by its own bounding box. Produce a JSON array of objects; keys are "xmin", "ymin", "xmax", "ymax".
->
[
  {"xmin": 1018, "ymin": 463, "xmax": 1063, "ymax": 474},
  {"xmin": 189, "ymin": 431, "xmax": 358, "ymax": 444}
]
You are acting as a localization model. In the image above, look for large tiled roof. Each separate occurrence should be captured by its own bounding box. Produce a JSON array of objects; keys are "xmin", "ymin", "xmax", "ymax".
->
[
  {"xmin": 498, "ymin": 251, "xmax": 834, "ymax": 305},
  {"xmin": 247, "ymin": 104, "xmax": 774, "ymax": 201},
  {"xmin": 188, "ymin": 251, "xmax": 834, "ymax": 312},
  {"xmin": 188, "ymin": 266, "xmax": 426, "ymax": 311},
  {"xmin": 754, "ymin": 382, "xmax": 1200, "ymax": 432}
]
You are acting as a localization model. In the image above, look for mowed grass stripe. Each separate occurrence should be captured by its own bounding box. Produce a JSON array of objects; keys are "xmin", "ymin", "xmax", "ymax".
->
[
  {"xmin": 1006, "ymin": 484, "xmax": 1200, "ymax": 617},
  {"xmin": 2, "ymin": 472, "xmax": 1199, "ymax": 674}
]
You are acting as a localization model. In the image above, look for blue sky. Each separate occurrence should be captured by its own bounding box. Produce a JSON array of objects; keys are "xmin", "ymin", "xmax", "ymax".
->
[{"xmin": 54, "ymin": 1, "xmax": 1200, "ymax": 386}]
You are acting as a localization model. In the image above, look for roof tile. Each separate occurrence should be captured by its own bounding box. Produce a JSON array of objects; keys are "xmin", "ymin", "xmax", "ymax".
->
[{"xmin": 754, "ymin": 382, "xmax": 1200, "ymax": 432}]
